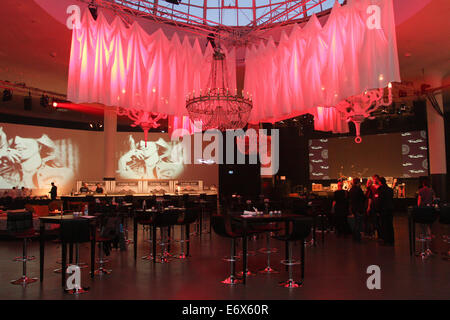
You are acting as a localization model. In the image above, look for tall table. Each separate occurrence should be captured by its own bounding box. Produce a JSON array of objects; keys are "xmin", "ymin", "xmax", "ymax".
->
[
  {"xmin": 133, "ymin": 207, "xmax": 186, "ymax": 262},
  {"xmin": 231, "ymin": 213, "xmax": 313, "ymax": 284},
  {"xmin": 39, "ymin": 215, "xmax": 97, "ymax": 287}
]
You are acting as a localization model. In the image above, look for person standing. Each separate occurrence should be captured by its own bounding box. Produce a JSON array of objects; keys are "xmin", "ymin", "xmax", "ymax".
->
[
  {"xmin": 371, "ymin": 175, "xmax": 384, "ymax": 240},
  {"xmin": 49, "ymin": 182, "xmax": 57, "ymax": 200},
  {"xmin": 378, "ymin": 177, "xmax": 395, "ymax": 246},
  {"xmin": 364, "ymin": 179, "xmax": 376, "ymax": 238},
  {"xmin": 349, "ymin": 178, "xmax": 366, "ymax": 242},
  {"xmin": 417, "ymin": 177, "xmax": 435, "ymax": 207},
  {"xmin": 332, "ymin": 181, "xmax": 350, "ymax": 236},
  {"xmin": 417, "ymin": 177, "xmax": 435, "ymax": 238}
]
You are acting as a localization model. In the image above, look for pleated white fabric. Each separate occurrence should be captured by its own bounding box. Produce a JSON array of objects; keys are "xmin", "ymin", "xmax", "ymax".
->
[
  {"xmin": 244, "ymin": 0, "xmax": 400, "ymax": 127},
  {"xmin": 313, "ymin": 106, "xmax": 349, "ymax": 134},
  {"xmin": 67, "ymin": 10, "xmax": 236, "ymax": 117}
]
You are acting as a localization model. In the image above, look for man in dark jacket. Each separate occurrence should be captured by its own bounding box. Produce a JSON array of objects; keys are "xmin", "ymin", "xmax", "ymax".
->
[
  {"xmin": 349, "ymin": 178, "xmax": 365, "ymax": 242},
  {"xmin": 377, "ymin": 177, "xmax": 395, "ymax": 246},
  {"xmin": 49, "ymin": 182, "xmax": 57, "ymax": 200}
]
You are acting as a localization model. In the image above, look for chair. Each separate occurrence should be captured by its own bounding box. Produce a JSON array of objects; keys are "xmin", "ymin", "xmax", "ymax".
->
[
  {"xmin": 176, "ymin": 207, "xmax": 199, "ymax": 259},
  {"xmin": 310, "ymin": 198, "xmax": 329, "ymax": 244},
  {"xmin": 94, "ymin": 216, "xmax": 121, "ymax": 275},
  {"xmin": 135, "ymin": 209, "xmax": 156, "ymax": 260},
  {"xmin": 118, "ymin": 202, "xmax": 134, "ymax": 245},
  {"xmin": 211, "ymin": 214, "xmax": 244, "ymax": 285},
  {"xmin": 273, "ymin": 217, "xmax": 313, "ymax": 288},
  {"xmin": 412, "ymin": 206, "xmax": 438, "ymax": 259},
  {"xmin": 7, "ymin": 210, "xmax": 38, "ymax": 285},
  {"xmin": 439, "ymin": 205, "xmax": 450, "ymax": 260},
  {"xmin": 152, "ymin": 209, "xmax": 180, "ymax": 263},
  {"xmin": 211, "ymin": 214, "xmax": 261, "ymax": 285},
  {"xmin": 60, "ymin": 218, "xmax": 91, "ymax": 294},
  {"xmin": 257, "ymin": 222, "xmax": 282, "ymax": 274}
]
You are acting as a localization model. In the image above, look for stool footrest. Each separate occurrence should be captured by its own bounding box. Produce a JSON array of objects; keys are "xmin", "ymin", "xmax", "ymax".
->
[{"xmin": 281, "ymin": 259, "xmax": 301, "ymax": 266}]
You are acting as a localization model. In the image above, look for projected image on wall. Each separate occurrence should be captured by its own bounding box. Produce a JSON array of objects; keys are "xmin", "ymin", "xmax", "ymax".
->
[
  {"xmin": 117, "ymin": 134, "xmax": 184, "ymax": 179},
  {"xmin": 0, "ymin": 126, "xmax": 77, "ymax": 190},
  {"xmin": 308, "ymin": 131, "xmax": 428, "ymax": 180}
]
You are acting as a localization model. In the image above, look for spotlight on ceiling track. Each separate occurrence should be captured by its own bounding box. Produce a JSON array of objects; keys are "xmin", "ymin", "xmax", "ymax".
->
[
  {"xmin": 51, "ymin": 98, "xmax": 59, "ymax": 108},
  {"xmin": 40, "ymin": 94, "xmax": 50, "ymax": 107},
  {"xmin": 89, "ymin": 122, "xmax": 103, "ymax": 130},
  {"xmin": 165, "ymin": 0, "xmax": 182, "ymax": 4},
  {"xmin": 2, "ymin": 89, "xmax": 12, "ymax": 102},
  {"xmin": 88, "ymin": 1, "xmax": 98, "ymax": 20}
]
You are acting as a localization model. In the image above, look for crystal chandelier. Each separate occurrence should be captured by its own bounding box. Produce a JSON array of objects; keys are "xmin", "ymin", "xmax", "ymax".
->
[
  {"xmin": 336, "ymin": 83, "xmax": 392, "ymax": 143},
  {"xmin": 186, "ymin": 48, "xmax": 252, "ymax": 131}
]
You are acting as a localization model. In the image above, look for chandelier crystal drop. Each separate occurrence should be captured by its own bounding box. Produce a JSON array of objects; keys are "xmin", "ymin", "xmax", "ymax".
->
[{"xmin": 186, "ymin": 48, "xmax": 252, "ymax": 131}]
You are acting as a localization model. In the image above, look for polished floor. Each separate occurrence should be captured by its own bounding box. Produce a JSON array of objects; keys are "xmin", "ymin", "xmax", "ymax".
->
[{"xmin": 0, "ymin": 216, "xmax": 448, "ymax": 300}]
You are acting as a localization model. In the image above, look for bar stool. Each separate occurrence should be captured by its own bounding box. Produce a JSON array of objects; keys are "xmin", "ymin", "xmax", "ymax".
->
[
  {"xmin": 119, "ymin": 202, "xmax": 134, "ymax": 245},
  {"xmin": 94, "ymin": 216, "xmax": 121, "ymax": 275},
  {"xmin": 7, "ymin": 210, "xmax": 38, "ymax": 286},
  {"xmin": 439, "ymin": 205, "xmax": 450, "ymax": 260},
  {"xmin": 273, "ymin": 217, "xmax": 312, "ymax": 288},
  {"xmin": 60, "ymin": 218, "xmax": 91, "ymax": 294},
  {"xmin": 176, "ymin": 207, "xmax": 199, "ymax": 259},
  {"xmin": 257, "ymin": 223, "xmax": 282, "ymax": 274},
  {"xmin": 135, "ymin": 209, "xmax": 156, "ymax": 260},
  {"xmin": 153, "ymin": 209, "xmax": 180, "ymax": 263},
  {"xmin": 412, "ymin": 206, "xmax": 438, "ymax": 259},
  {"xmin": 12, "ymin": 205, "xmax": 36, "ymax": 262},
  {"xmin": 211, "ymin": 214, "xmax": 245, "ymax": 285}
]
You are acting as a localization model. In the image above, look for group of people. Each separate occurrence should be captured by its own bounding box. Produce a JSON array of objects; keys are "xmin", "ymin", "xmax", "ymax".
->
[
  {"xmin": 1, "ymin": 186, "xmax": 32, "ymax": 198},
  {"xmin": 332, "ymin": 175, "xmax": 395, "ymax": 246},
  {"xmin": 79, "ymin": 182, "xmax": 104, "ymax": 194}
]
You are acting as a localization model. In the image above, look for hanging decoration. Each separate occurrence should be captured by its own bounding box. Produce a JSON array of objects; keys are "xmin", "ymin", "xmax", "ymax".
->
[
  {"xmin": 335, "ymin": 82, "xmax": 392, "ymax": 143},
  {"xmin": 117, "ymin": 107, "xmax": 167, "ymax": 145},
  {"xmin": 185, "ymin": 48, "xmax": 252, "ymax": 131},
  {"xmin": 244, "ymin": 0, "xmax": 400, "ymax": 125},
  {"xmin": 313, "ymin": 106, "xmax": 349, "ymax": 134},
  {"xmin": 67, "ymin": 10, "xmax": 236, "ymax": 141}
]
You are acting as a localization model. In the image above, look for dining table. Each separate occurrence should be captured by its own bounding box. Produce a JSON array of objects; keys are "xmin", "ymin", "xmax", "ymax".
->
[
  {"xmin": 133, "ymin": 207, "xmax": 186, "ymax": 262},
  {"xmin": 39, "ymin": 214, "xmax": 97, "ymax": 287},
  {"xmin": 231, "ymin": 212, "xmax": 314, "ymax": 284}
]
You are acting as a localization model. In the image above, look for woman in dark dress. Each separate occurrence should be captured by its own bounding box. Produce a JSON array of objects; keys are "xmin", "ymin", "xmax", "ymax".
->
[{"xmin": 332, "ymin": 181, "xmax": 350, "ymax": 236}]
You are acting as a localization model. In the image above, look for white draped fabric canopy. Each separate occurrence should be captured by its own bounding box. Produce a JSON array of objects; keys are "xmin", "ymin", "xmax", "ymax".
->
[
  {"xmin": 67, "ymin": 0, "xmax": 400, "ymax": 134},
  {"xmin": 67, "ymin": 10, "xmax": 236, "ymax": 117},
  {"xmin": 244, "ymin": 0, "xmax": 400, "ymax": 128}
]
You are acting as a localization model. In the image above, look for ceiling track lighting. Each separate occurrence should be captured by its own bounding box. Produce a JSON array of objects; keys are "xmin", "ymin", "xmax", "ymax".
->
[
  {"xmin": 2, "ymin": 89, "xmax": 12, "ymax": 102},
  {"xmin": 89, "ymin": 122, "xmax": 103, "ymax": 130},
  {"xmin": 40, "ymin": 94, "xmax": 50, "ymax": 107}
]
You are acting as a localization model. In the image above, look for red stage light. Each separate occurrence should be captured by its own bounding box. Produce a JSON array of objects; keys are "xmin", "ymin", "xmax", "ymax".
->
[{"xmin": 52, "ymin": 102, "xmax": 58, "ymax": 108}]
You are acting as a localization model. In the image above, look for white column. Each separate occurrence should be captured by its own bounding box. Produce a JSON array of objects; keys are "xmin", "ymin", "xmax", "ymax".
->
[{"xmin": 104, "ymin": 108, "xmax": 117, "ymax": 179}]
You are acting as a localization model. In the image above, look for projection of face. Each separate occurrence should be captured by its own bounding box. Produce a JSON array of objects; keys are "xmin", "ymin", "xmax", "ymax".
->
[
  {"xmin": 0, "ymin": 127, "xmax": 74, "ymax": 189},
  {"xmin": 117, "ymin": 135, "xmax": 183, "ymax": 179}
]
